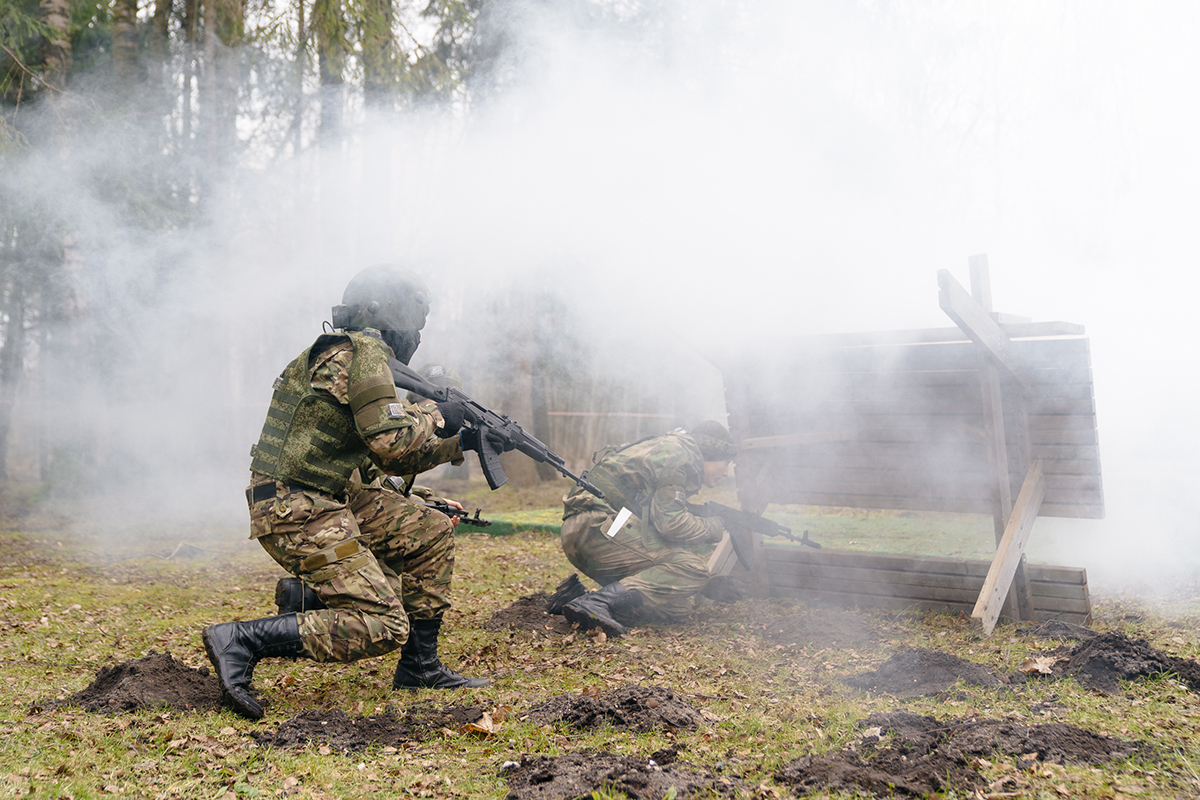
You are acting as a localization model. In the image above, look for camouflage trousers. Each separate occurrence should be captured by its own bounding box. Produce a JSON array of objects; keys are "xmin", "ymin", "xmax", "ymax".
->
[
  {"xmin": 560, "ymin": 508, "xmax": 713, "ymax": 623},
  {"xmin": 248, "ymin": 470, "xmax": 454, "ymax": 664}
]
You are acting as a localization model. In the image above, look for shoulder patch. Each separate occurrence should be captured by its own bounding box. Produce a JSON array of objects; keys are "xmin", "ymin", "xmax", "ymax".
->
[{"xmin": 386, "ymin": 403, "xmax": 407, "ymax": 420}]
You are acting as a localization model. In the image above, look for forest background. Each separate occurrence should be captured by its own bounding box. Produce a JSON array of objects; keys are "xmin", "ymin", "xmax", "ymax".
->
[{"xmin": 1, "ymin": 0, "xmax": 1198, "ymax": 598}]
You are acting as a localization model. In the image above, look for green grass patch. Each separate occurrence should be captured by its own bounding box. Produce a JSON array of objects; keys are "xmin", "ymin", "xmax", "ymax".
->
[{"xmin": 2, "ymin": 478, "xmax": 1200, "ymax": 799}]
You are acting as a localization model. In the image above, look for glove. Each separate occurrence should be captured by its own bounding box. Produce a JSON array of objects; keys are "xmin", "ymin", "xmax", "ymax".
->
[
  {"xmin": 435, "ymin": 401, "xmax": 467, "ymax": 438},
  {"xmin": 460, "ymin": 427, "xmax": 516, "ymax": 453},
  {"xmin": 704, "ymin": 517, "xmax": 727, "ymax": 545}
]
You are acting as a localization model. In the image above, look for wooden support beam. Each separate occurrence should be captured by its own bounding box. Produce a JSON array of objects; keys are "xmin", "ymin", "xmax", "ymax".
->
[
  {"xmin": 963, "ymin": 254, "xmax": 1033, "ymax": 622},
  {"xmin": 938, "ymin": 268, "xmax": 1036, "ymax": 396},
  {"xmin": 973, "ymin": 459, "xmax": 1047, "ymax": 635}
]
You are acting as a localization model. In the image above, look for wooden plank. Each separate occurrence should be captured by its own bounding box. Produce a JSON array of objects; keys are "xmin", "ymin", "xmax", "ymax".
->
[
  {"xmin": 1031, "ymin": 444, "xmax": 1100, "ymax": 461},
  {"xmin": 740, "ymin": 395, "xmax": 1095, "ymax": 421},
  {"xmin": 1026, "ymin": 415, "xmax": 1099, "ymax": 431},
  {"xmin": 758, "ymin": 546, "xmax": 1088, "ymax": 585},
  {"xmin": 769, "ymin": 571, "xmax": 987, "ymax": 605},
  {"xmin": 1042, "ymin": 485, "xmax": 1104, "ymax": 504},
  {"xmin": 763, "ymin": 491, "xmax": 995, "ymax": 515},
  {"xmin": 755, "ymin": 336, "xmax": 1092, "ymax": 376},
  {"xmin": 772, "ymin": 321, "xmax": 1085, "ymax": 349},
  {"xmin": 763, "ymin": 585, "xmax": 1091, "ymax": 625},
  {"xmin": 707, "ymin": 532, "xmax": 736, "ymax": 577},
  {"xmin": 973, "ymin": 461, "xmax": 1047, "ymax": 634},
  {"xmin": 1040, "ymin": 503, "xmax": 1104, "ymax": 519},
  {"xmin": 766, "ymin": 570, "xmax": 1092, "ymax": 615},
  {"xmin": 765, "ymin": 472, "xmax": 994, "ymax": 501},
  {"xmin": 939, "ymin": 268, "xmax": 1034, "ymax": 394}
]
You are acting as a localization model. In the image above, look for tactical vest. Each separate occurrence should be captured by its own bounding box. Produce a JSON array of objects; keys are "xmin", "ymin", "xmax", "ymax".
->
[{"xmin": 249, "ymin": 330, "xmax": 412, "ymax": 496}]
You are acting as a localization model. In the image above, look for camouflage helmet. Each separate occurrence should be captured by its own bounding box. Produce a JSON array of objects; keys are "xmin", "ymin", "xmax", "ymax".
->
[{"xmin": 334, "ymin": 264, "xmax": 432, "ymax": 332}]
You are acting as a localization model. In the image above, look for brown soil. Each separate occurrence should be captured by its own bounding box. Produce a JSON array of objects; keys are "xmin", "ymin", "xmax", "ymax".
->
[
  {"xmin": 842, "ymin": 647, "xmax": 1007, "ymax": 696},
  {"xmin": 487, "ymin": 591, "xmax": 576, "ymax": 636},
  {"xmin": 254, "ymin": 702, "xmax": 484, "ymax": 752},
  {"xmin": 1055, "ymin": 631, "xmax": 1200, "ymax": 693},
  {"xmin": 35, "ymin": 650, "xmax": 228, "ymax": 714},
  {"xmin": 503, "ymin": 748, "xmax": 741, "ymax": 800},
  {"xmin": 776, "ymin": 709, "xmax": 1142, "ymax": 797},
  {"xmin": 526, "ymin": 685, "xmax": 704, "ymax": 732}
]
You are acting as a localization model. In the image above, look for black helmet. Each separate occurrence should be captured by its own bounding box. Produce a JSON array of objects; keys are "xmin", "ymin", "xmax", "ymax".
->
[
  {"xmin": 333, "ymin": 264, "xmax": 432, "ymax": 332},
  {"xmin": 687, "ymin": 420, "xmax": 737, "ymax": 461}
]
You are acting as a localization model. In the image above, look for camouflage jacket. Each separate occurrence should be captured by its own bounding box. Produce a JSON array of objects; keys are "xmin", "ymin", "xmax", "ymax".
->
[{"xmin": 562, "ymin": 430, "xmax": 723, "ymax": 546}]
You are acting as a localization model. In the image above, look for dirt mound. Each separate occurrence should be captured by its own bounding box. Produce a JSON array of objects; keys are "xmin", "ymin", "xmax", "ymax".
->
[
  {"xmin": 39, "ymin": 650, "xmax": 227, "ymax": 714},
  {"xmin": 1058, "ymin": 631, "xmax": 1200, "ymax": 693},
  {"xmin": 527, "ymin": 685, "xmax": 704, "ymax": 732},
  {"xmin": 942, "ymin": 719, "xmax": 1141, "ymax": 764},
  {"xmin": 843, "ymin": 648, "xmax": 1004, "ymax": 696},
  {"xmin": 776, "ymin": 710, "xmax": 1142, "ymax": 797},
  {"xmin": 254, "ymin": 703, "xmax": 484, "ymax": 751},
  {"xmin": 487, "ymin": 591, "xmax": 575, "ymax": 635},
  {"xmin": 503, "ymin": 750, "xmax": 740, "ymax": 800}
]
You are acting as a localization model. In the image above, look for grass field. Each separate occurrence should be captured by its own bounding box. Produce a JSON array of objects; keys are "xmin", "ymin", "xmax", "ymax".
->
[{"xmin": 2, "ymin": 476, "xmax": 1200, "ymax": 799}]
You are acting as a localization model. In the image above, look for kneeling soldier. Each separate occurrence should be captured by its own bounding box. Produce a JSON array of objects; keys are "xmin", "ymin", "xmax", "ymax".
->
[{"xmin": 203, "ymin": 265, "xmax": 486, "ymax": 721}]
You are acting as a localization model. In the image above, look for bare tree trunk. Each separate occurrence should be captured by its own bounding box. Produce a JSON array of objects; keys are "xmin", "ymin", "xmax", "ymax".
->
[
  {"xmin": 183, "ymin": 0, "xmax": 199, "ymax": 148},
  {"xmin": 215, "ymin": 0, "xmax": 243, "ymax": 157},
  {"xmin": 39, "ymin": 0, "xmax": 73, "ymax": 93},
  {"xmin": 361, "ymin": 0, "xmax": 393, "ymax": 110},
  {"xmin": 112, "ymin": 0, "xmax": 141, "ymax": 91},
  {"xmin": 313, "ymin": 0, "xmax": 347, "ymax": 145},
  {"xmin": 0, "ymin": 272, "xmax": 27, "ymax": 481}
]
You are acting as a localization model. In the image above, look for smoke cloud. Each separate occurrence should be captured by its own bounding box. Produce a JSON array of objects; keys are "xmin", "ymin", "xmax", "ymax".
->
[{"xmin": 6, "ymin": 0, "xmax": 1197, "ymax": 593}]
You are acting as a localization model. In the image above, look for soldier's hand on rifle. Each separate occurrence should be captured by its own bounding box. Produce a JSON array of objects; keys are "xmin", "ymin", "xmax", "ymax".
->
[
  {"xmin": 435, "ymin": 401, "xmax": 467, "ymax": 438},
  {"xmin": 440, "ymin": 498, "xmax": 465, "ymax": 529},
  {"xmin": 703, "ymin": 517, "xmax": 727, "ymax": 544},
  {"xmin": 460, "ymin": 427, "xmax": 515, "ymax": 454}
]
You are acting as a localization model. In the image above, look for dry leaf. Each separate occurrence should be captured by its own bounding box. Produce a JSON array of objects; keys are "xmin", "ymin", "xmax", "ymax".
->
[
  {"xmin": 459, "ymin": 712, "xmax": 499, "ymax": 737},
  {"xmin": 1019, "ymin": 656, "xmax": 1059, "ymax": 675}
]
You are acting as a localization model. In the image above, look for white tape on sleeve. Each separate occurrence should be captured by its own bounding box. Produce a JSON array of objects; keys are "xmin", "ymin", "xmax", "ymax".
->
[{"xmin": 604, "ymin": 507, "xmax": 634, "ymax": 538}]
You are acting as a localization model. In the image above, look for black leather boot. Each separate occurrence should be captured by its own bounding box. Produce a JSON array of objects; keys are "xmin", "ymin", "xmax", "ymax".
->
[
  {"xmin": 562, "ymin": 582, "xmax": 643, "ymax": 637},
  {"xmin": 546, "ymin": 573, "xmax": 587, "ymax": 615},
  {"xmin": 275, "ymin": 577, "xmax": 326, "ymax": 615},
  {"xmin": 392, "ymin": 617, "xmax": 490, "ymax": 690},
  {"xmin": 202, "ymin": 614, "xmax": 304, "ymax": 720}
]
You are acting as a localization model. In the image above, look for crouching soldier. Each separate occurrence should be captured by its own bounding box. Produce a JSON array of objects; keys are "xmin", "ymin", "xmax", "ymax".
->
[
  {"xmin": 558, "ymin": 421, "xmax": 738, "ymax": 637},
  {"xmin": 203, "ymin": 265, "xmax": 487, "ymax": 721}
]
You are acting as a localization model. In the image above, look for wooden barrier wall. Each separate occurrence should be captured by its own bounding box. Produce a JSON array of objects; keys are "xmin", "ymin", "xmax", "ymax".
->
[{"xmin": 760, "ymin": 545, "xmax": 1091, "ymax": 626}]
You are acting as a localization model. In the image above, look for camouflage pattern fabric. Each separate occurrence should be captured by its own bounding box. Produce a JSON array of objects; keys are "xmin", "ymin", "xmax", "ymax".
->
[
  {"xmin": 560, "ymin": 432, "xmax": 725, "ymax": 623},
  {"xmin": 560, "ymin": 508, "xmax": 713, "ymax": 623},
  {"xmin": 250, "ymin": 470, "xmax": 454, "ymax": 662}
]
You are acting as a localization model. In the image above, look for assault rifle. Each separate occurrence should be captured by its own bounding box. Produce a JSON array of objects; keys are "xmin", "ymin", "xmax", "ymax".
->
[
  {"xmin": 389, "ymin": 358, "xmax": 606, "ymax": 501},
  {"xmin": 684, "ymin": 500, "xmax": 821, "ymax": 570},
  {"xmin": 423, "ymin": 500, "xmax": 492, "ymax": 528}
]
